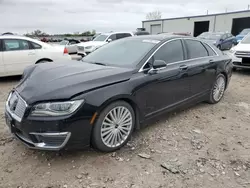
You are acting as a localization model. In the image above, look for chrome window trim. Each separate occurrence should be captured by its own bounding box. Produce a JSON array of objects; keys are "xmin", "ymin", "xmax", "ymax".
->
[{"xmin": 139, "ymin": 38, "xmax": 219, "ymax": 72}]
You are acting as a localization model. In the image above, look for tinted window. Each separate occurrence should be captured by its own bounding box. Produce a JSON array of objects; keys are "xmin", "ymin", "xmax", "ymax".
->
[
  {"xmin": 31, "ymin": 42, "xmax": 42, "ymax": 49},
  {"xmin": 3, "ymin": 39, "xmax": 30, "ymax": 51},
  {"xmin": 108, "ymin": 34, "xmax": 117, "ymax": 41},
  {"xmin": 116, "ymin": 33, "xmax": 131, "ymax": 39},
  {"xmin": 203, "ymin": 43, "xmax": 216, "ymax": 56},
  {"xmin": 185, "ymin": 40, "xmax": 208, "ymax": 59},
  {"xmin": 154, "ymin": 39, "xmax": 184, "ymax": 64}
]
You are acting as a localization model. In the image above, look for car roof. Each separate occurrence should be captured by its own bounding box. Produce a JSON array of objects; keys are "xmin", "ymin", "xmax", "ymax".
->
[
  {"xmin": 0, "ymin": 35, "xmax": 49, "ymax": 46},
  {"xmin": 131, "ymin": 34, "xmax": 193, "ymax": 41},
  {"xmin": 101, "ymin": 31, "xmax": 134, "ymax": 35}
]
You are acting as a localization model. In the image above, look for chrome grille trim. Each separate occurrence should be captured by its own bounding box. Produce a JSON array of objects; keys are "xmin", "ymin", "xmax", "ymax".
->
[
  {"xmin": 235, "ymin": 51, "xmax": 250, "ymax": 58},
  {"xmin": 6, "ymin": 91, "xmax": 27, "ymax": 122}
]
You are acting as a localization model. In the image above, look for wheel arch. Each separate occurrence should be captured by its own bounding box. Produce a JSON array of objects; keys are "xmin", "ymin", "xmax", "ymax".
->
[{"xmin": 35, "ymin": 58, "xmax": 53, "ymax": 64}]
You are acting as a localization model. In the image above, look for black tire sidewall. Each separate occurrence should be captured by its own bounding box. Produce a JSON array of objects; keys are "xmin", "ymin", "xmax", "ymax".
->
[
  {"xmin": 209, "ymin": 74, "xmax": 226, "ymax": 104},
  {"xmin": 91, "ymin": 101, "xmax": 135, "ymax": 152}
]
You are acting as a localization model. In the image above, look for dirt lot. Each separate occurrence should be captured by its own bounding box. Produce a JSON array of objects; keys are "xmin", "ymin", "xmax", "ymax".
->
[{"xmin": 0, "ymin": 72, "xmax": 250, "ymax": 188}]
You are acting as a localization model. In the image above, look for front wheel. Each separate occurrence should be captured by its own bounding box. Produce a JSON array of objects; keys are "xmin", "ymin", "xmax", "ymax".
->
[
  {"xmin": 91, "ymin": 101, "xmax": 135, "ymax": 152},
  {"xmin": 207, "ymin": 74, "xmax": 226, "ymax": 104},
  {"xmin": 217, "ymin": 45, "xmax": 222, "ymax": 50}
]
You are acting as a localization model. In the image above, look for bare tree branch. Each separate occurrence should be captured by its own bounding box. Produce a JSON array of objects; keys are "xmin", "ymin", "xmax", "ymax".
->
[{"xmin": 146, "ymin": 11, "xmax": 162, "ymax": 20}]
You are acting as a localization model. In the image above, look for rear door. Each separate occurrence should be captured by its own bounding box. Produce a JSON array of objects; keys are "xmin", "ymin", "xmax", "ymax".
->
[
  {"xmin": 2, "ymin": 39, "xmax": 37, "ymax": 75},
  {"xmin": 183, "ymin": 39, "xmax": 217, "ymax": 97}
]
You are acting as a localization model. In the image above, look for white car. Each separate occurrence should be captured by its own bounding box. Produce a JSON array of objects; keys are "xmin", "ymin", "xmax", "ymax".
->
[
  {"xmin": 229, "ymin": 33, "xmax": 250, "ymax": 70},
  {"xmin": 57, "ymin": 39, "xmax": 82, "ymax": 54},
  {"xmin": 76, "ymin": 32, "xmax": 133, "ymax": 56},
  {"xmin": 0, "ymin": 35, "xmax": 71, "ymax": 77}
]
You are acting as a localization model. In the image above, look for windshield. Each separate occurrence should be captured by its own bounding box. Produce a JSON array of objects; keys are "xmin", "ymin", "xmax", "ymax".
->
[
  {"xmin": 93, "ymin": 34, "xmax": 109, "ymax": 41},
  {"xmin": 59, "ymin": 40, "xmax": 69, "ymax": 45},
  {"xmin": 239, "ymin": 29, "xmax": 250, "ymax": 35},
  {"xmin": 82, "ymin": 38, "xmax": 159, "ymax": 67},
  {"xmin": 241, "ymin": 34, "xmax": 250, "ymax": 44},
  {"xmin": 197, "ymin": 33, "xmax": 222, "ymax": 40}
]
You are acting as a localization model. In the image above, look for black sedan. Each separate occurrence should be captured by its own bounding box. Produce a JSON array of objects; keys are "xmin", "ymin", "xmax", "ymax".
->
[{"xmin": 5, "ymin": 35, "xmax": 233, "ymax": 152}]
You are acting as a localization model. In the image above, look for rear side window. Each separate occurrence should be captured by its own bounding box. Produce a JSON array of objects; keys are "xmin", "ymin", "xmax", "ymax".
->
[
  {"xmin": 31, "ymin": 42, "xmax": 42, "ymax": 49},
  {"xmin": 203, "ymin": 43, "xmax": 217, "ymax": 56},
  {"xmin": 154, "ymin": 39, "xmax": 184, "ymax": 64},
  {"xmin": 185, "ymin": 39, "xmax": 208, "ymax": 59},
  {"xmin": 3, "ymin": 39, "xmax": 31, "ymax": 51},
  {"xmin": 107, "ymin": 34, "xmax": 117, "ymax": 41}
]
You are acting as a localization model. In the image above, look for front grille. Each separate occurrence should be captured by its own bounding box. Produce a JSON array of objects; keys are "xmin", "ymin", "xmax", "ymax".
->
[
  {"xmin": 77, "ymin": 46, "xmax": 84, "ymax": 51},
  {"xmin": 7, "ymin": 92, "xmax": 27, "ymax": 120},
  {"xmin": 235, "ymin": 51, "xmax": 250, "ymax": 58}
]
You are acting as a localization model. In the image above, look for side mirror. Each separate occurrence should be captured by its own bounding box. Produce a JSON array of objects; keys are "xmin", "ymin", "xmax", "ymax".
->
[
  {"xmin": 148, "ymin": 60, "xmax": 167, "ymax": 74},
  {"xmin": 152, "ymin": 60, "xmax": 167, "ymax": 69},
  {"xmin": 220, "ymin": 38, "xmax": 224, "ymax": 42},
  {"xmin": 107, "ymin": 39, "xmax": 112, "ymax": 43}
]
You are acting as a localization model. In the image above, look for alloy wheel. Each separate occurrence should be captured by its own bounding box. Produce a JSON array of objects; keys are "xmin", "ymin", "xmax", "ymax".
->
[
  {"xmin": 213, "ymin": 76, "xmax": 225, "ymax": 102},
  {"xmin": 101, "ymin": 106, "xmax": 133, "ymax": 148}
]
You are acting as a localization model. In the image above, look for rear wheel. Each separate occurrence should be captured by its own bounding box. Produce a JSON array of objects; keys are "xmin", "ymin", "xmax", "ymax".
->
[
  {"xmin": 217, "ymin": 45, "xmax": 222, "ymax": 50},
  {"xmin": 207, "ymin": 74, "xmax": 226, "ymax": 104},
  {"xmin": 91, "ymin": 101, "xmax": 135, "ymax": 152}
]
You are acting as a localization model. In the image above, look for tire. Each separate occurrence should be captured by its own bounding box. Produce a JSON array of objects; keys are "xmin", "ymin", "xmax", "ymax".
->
[
  {"xmin": 217, "ymin": 45, "xmax": 222, "ymax": 51},
  {"xmin": 91, "ymin": 101, "xmax": 135, "ymax": 152},
  {"xmin": 207, "ymin": 74, "xmax": 226, "ymax": 104},
  {"xmin": 233, "ymin": 67, "xmax": 237, "ymax": 71}
]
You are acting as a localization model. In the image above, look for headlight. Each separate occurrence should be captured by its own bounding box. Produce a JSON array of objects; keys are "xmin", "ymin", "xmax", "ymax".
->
[
  {"xmin": 85, "ymin": 46, "xmax": 94, "ymax": 50},
  {"xmin": 31, "ymin": 100, "xmax": 84, "ymax": 116},
  {"xmin": 229, "ymin": 47, "xmax": 236, "ymax": 54}
]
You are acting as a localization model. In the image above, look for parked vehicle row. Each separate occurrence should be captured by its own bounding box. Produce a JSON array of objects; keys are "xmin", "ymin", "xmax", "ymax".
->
[
  {"xmin": 197, "ymin": 32, "xmax": 237, "ymax": 50},
  {"xmin": 5, "ymin": 35, "xmax": 233, "ymax": 152}
]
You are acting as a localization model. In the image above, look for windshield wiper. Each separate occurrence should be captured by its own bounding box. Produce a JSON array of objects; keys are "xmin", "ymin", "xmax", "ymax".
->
[{"xmin": 84, "ymin": 61, "xmax": 106, "ymax": 66}]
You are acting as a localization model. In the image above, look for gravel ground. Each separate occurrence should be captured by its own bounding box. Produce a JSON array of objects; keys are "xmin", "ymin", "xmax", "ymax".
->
[{"xmin": 0, "ymin": 71, "xmax": 250, "ymax": 188}]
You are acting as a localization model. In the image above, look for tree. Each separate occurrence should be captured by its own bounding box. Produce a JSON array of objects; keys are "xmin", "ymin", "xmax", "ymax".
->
[
  {"xmin": 30, "ymin": 29, "xmax": 48, "ymax": 36},
  {"xmin": 146, "ymin": 10, "xmax": 162, "ymax": 20},
  {"xmin": 91, "ymin": 29, "xmax": 96, "ymax": 35}
]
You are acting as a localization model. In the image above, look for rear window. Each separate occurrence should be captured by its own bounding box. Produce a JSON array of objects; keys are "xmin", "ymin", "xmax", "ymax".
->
[
  {"xmin": 203, "ymin": 43, "xmax": 217, "ymax": 56},
  {"xmin": 185, "ymin": 39, "xmax": 208, "ymax": 59}
]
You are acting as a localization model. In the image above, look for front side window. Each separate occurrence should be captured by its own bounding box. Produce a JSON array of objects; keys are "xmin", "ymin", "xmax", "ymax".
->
[
  {"xmin": 116, "ymin": 33, "xmax": 132, "ymax": 39},
  {"xmin": 3, "ymin": 39, "xmax": 30, "ymax": 51},
  {"xmin": 185, "ymin": 39, "xmax": 208, "ymax": 59},
  {"xmin": 153, "ymin": 39, "xmax": 184, "ymax": 64},
  {"xmin": 93, "ymin": 34, "xmax": 109, "ymax": 42},
  {"xmin": 107, "ymin": 34, "xmax": 117, "ymax": 41}
]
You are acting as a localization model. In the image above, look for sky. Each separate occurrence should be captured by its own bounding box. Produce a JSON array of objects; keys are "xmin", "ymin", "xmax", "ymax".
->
[{"xmin": 0, "ymin": 0, "xmax": 249, "ymax": 34}]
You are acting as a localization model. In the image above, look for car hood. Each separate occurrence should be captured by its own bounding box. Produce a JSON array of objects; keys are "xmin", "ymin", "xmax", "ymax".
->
[
  {"xmin": 15, "ymin": 61, "xmax": 133, "ymax": 104},
  {"xmin": 77, "ymin": 41, "xmax": 107, "ymax": 47},
  {"xmin": 233, "ymin": 43, "xmax": 250, "ymax": 51}
]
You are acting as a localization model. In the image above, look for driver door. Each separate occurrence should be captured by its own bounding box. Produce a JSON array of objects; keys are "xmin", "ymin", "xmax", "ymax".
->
[{"xmin": 135, "ymin": 39, "xmax": 192, "ymax": 117}]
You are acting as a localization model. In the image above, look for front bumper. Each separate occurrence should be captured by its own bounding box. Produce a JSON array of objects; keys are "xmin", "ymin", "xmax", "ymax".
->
[{"xmin": 5, "ymin": 93, "xmax": 93, "ymax": 151}]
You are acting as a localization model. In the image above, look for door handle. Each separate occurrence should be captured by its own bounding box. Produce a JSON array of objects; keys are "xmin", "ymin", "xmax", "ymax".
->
[
  {"xmin": 28, "ymin": 52, "xmax": 35, "ymax": 55},
  {"xmin": 209, "ymin": 59, "xmax": 215, "ymax": 64},
  {"xmin": 179, "ymin": 65, "xmax": 188, "ymax": 71}
]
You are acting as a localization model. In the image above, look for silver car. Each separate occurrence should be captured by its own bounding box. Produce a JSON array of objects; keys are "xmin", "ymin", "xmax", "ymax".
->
[{"xmin": 59, "ymin": 39, "xmax": 82, "ymax": 54}]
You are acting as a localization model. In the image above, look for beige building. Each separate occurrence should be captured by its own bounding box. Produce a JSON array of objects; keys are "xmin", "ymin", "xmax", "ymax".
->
[{"xmin": 142, "ymin": 10, "xmax": 250, "ymax": 36}]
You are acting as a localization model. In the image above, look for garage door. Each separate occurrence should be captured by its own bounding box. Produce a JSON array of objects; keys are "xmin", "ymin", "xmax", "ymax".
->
[{"xmin": 150, "ymin": 24, "xmax": 161, "ymax": 34}]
